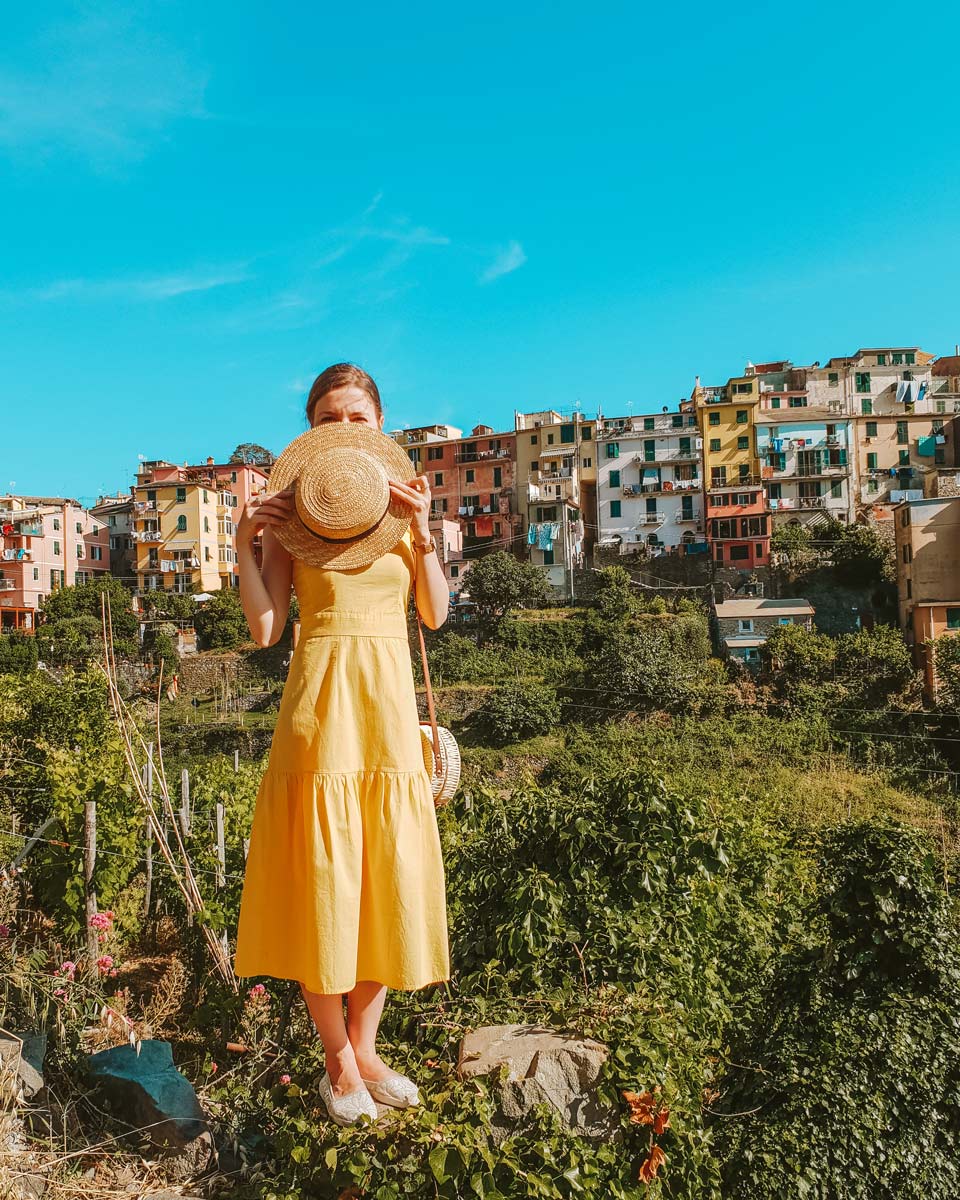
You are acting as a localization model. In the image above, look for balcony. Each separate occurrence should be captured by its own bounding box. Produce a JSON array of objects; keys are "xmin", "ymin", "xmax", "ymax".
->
[
  {"xmin": 0, "ymin": 580, "xmax": 15, "ymax": 592},
  {"xmin": 674, "ymin": 510, "xmax": 702, "ymax": 523},
  {"xmin": 638, "ymin": 512, "xmax": 665, "ymax": 524},
  {"xmin": 707, "ymin": 475, "xmax": 764, "ymax": 492},
  {"xmin": 457, "ymin": 448, "xmax": 511, "ymax": 463}
]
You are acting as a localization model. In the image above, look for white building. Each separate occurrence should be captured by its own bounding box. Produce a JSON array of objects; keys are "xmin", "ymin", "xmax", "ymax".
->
[{"xmin": 595, "ymin": 408, "xmax": 708, "ymax": 556}]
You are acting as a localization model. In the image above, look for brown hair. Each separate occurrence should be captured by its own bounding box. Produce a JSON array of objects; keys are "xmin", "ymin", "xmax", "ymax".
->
[{"xmin": 305, "ymin": 363, "xmax": 382, "ymax": 425}]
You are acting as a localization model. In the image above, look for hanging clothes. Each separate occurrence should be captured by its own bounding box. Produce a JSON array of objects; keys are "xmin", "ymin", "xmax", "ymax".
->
[
  {"xmin": 538, "ymin": 524, "xmax": 553, "ymax": 551},
  {"xmin": 527, "ymin": 523, "xmax": 538, "ymax": 546},
  {"xmin": 474, "ymin": 515, "xmax": 494, "ymax": 537},
  {"xmin": 550, "ymin": 522, "xmax": 561, "ymax": 541}
]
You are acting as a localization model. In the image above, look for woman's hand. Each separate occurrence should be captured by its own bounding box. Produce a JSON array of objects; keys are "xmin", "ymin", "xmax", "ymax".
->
[
  {"xmin": 236, "ymin": 486, "xmax": 296, "ymax": 546},
  {"xmin": 389, "ymin": 475, "xmax": 432, "ymax": 543}
]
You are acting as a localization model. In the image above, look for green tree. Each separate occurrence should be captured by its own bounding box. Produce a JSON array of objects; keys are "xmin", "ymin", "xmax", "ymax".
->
[
  {"xmin": 38, "ymin": 576, "xmax": 139, "ymax": 663},
  {"xmin": 460, "ymin": 552, "xmax": 550, "ymax": 627},
  {"xmin": 832, "ymin": 522, "xmax": 895, "ymax": 586},
  {"xmin": 834, "ymin": 624, "xmax": 914, "ymax": 705},
  {"xmin": 0, "ymin": 630, "xmax": 39, "ymax": 674},
  {"xmin": 931, "ymin": 634, "xmax": 960, "ymax": 709},
  {"xmin": 194, "ymin": 586, "xmax": 251, "ymax": 650},
  {"xmin": 761, "ymin": 623, "xmax": 837, "ymax": 705}
]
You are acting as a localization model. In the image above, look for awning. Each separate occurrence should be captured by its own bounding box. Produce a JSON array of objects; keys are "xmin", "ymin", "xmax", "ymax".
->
[{"xmin": 643, "ymin": 468, "xmax": 659, "ymax": 480}]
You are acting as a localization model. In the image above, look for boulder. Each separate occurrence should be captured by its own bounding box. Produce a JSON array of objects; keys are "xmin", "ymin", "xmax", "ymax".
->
[
  {"xmin": 458, "ymin": 1024, "xmax": 619, "ymax": 1141},
  {"xmin": 0, "ymin": 1029, "xmax": 45, "ymax": 1100},
  {"xmin": 87, "ymin": 1040, "xmax": 211, "ymax": 1153}
]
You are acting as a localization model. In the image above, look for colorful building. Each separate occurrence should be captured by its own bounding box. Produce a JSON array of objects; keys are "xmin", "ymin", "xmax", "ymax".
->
[
  {"xmin": 514, "ymin": 409, "xmax": 596, "ymax": 594},
  {"xmin": 595, "ymin": 406, "xmax": 706, "ymax": 555},
  {"xmin": 751, "ymin": 360, "xmax": 855, "ymax": 526},
  {"xmin": 714, "ymin": 597, "xmax": 815, "ymax": 668},
  {"xmin": 806, "ymin": 348, "xmax": 958, "ymax": 509},
  {"xmin": 894, "ymin": 492, "xmax": 960, "ymax": 701},
  {"xmin": 132, "ymin": 457, "xmax": 268, "ymax": 596},
  {"xmin": 0, "ymin": 494, "xmax": 111, "ymax": 629}
]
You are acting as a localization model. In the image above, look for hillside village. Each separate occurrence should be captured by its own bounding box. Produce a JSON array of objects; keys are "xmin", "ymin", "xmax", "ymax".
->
[{"xmin": 3, "ymin": 343, "xmax": 960, "ymax": 698}]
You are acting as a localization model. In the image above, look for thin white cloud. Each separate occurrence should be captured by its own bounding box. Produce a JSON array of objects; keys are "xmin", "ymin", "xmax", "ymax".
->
[
  {"xmin": 25, "ymin": 267, "xmax": 250, "ymax": 303},
  {"xmin": 480, "ymin": 241, "xmax": 527, "ymax": 284},
  {"xmin": 0, "ymin": 6, "xmax": 207, "ymax": 165}
]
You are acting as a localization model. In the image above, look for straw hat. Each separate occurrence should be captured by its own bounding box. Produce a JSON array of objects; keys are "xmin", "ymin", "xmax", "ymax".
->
[{"xmin": 267, "ymin": 422, "xmax": 415, "ymax": 570}]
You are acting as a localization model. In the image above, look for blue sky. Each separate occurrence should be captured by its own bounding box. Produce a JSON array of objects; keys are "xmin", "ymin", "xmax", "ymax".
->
[{"xmin": 3, "ymin": 0, "xmax": 959, "ymax": 506}]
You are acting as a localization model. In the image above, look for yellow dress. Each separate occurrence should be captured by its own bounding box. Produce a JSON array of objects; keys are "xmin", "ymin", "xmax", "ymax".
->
[{"xmin": 233, "ymin": 529, "xmax": 450, "ymax": 995}]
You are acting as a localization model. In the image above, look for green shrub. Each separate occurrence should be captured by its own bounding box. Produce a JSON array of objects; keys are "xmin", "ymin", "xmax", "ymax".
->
[{"xmin": 472, "ymin": 681, "xmax": 559, "ymax": 745}]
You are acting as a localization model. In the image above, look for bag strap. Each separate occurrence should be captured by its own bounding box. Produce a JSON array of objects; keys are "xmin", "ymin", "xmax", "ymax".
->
[{"xmin": 415, "ymin": 608, "xmax": 443, "ymax": 773}]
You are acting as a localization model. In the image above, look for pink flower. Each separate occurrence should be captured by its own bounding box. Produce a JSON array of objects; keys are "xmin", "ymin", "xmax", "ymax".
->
[
  {"xmin": 109, "ymin": 968, "xmax": 118, "ymax": 977},
  {"xmin": 247, "ymin": 983, "xmax": 268, "ymax": 1000},
  {"xmin": 89, "ymin": 912, "xmax": 113, "ymax": 932},
  {"xmin": 59, "ymin": 961, "xmax": 76, "ymax": 979},
  {"xmin": 96, "ymin": 955, "xmax": 114, "ymax": 973},
  {"xmin": 53, "ymin": 987, "xmax": 67, "ymax": 998},
  {"xmin": 0, "ymin": 924, "xmax": 10, "ymax": 938},
  {"xmin": 209, "ymin": 1062, "xmax": 218, "ymax": 1074},
  {"xmin": 280, "ymin": 1074, "xmax": 291, "ymax": 1085}
]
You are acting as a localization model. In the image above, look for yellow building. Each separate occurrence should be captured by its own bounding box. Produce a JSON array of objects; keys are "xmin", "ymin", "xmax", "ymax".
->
[
  {"xmin": 133, "ymin": 457, "xmax": 268, "ymax": 595},
  {"xmin": 514, "ymin": 409, "xmax": 596, "ymax": 593},
  {"xmin": 693, "ymin": 370, "xmax": 761, "ymax": 488}
]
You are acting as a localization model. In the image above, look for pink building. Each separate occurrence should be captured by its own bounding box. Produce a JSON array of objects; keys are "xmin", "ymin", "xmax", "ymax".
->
[{"xmin": 0, "ymin": 495, "xmax": 111, "ymax": 631}]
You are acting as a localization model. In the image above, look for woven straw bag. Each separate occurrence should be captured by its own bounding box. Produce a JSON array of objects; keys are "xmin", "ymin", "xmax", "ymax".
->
[{"xmin": 415, "ymin": 610, "xmax": 461, "ymax": 807}]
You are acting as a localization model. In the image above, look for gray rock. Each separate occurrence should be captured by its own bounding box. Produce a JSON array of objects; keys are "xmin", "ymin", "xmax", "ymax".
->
[
  {"xmin": 87, "ymin": 1040, "xmax": 211, "ymax": 1151},
  {"xmin": 458, "ymin": 1024, "xmax": 619, "ymax": 1141},
  {"xmin": 0, "ymin": 1029, "xmax": 45, "ymax": 1100}
]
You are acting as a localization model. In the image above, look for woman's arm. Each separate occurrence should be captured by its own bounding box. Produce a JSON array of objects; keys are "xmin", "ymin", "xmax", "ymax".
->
[
  {"xmin": 389, "ymin": 476, "xmax": 449, "ymax": 630},
  {"xmin": 236, "ymin": 487, "xmax": 296, "ymax": 648}
]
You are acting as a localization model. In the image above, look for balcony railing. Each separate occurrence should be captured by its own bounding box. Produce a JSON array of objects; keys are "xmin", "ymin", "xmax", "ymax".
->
[
  {"xmin": 707, "ymin": 475, "xmax": 764, "ymax": 491},
  {"xmin": 456, "ymin": 448, "xmax": 511, "ymax": 463},
  {"xmin": 0, "ymin": 580, "xmax": 16, "ymax": 592}
]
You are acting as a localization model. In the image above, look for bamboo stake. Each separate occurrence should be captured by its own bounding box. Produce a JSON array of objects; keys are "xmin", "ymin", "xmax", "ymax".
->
[{"xmin": 84, "ymin": 800, "xmax": 98, "ymax": 970}]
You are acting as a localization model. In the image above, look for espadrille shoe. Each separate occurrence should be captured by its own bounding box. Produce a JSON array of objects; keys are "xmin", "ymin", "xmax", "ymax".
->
[
  {"xmin": 360, "ymin": 1071, "xmax": 420, "ymax": 1108},
  {"xmin": 318, "ymin": 1072, "xmax": 378, "ymax": 1126}
]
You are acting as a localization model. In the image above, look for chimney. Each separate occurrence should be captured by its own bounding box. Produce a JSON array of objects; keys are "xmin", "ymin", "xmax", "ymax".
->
[{"xmin": 207, "ymin": 456, "xmax": 215, "ymax": 465}]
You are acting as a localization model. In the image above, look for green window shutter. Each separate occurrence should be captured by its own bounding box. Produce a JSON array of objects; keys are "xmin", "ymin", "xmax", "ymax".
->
[
  {"xmin": 644, "ymin": 440, "xmax": 656, "ymax": 461},
  {"xmin": 866, "ymin": 421, "xmax": 877, "ymax": 437},
  {"xmin": 610, "ymin": 500, "xmax": 621, "ymax": 518},
  {"xmin": 606, "ymin": 442, "xmax": 619, "ymax": 459},
  {"xmin": 867, "ymin": 452, "xmax": 877, "ymax": 469},
  {"xmin": 839, "ymin": 449, "xmax": 848, "ymax": 466},
  {"xmin": 644, "ymin": 418, "xmax": 655, "ymax": 431},
  {"xmin": 710, "ymin": 438, "xmax": 721, "ymax": 452},
  {"xmin": 861, "ymin": 398, "xmax": 873, "ymax": 415},
  {"xmin": 609, "ymin": 469, "xmax": 621, "ymax": 487}
]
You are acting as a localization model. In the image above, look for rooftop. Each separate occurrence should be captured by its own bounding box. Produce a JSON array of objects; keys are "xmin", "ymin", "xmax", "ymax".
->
[{"xmin": 715, "ymin": 598, "xmax": 816, "ymax": 618}]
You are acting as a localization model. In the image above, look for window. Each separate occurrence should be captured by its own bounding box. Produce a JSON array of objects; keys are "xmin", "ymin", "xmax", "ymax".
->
[
  {"xmin": 606, "ymin": 442, "xmax": 620, "ymax": 459},
  {"xmin": 715, "ymin": 546, "xmax": 724, "ymax": 563},
  {"xmin": 905, "ymin": 351, "xmax": 916, "ymax": 365},
  {"xmin": 768, "ymin": 483, "xmax": 782, "ymax": 499},
  {"xmin": 450, "ymin": 565, "xmax": 459, "ymax": 579},
  {"xmin": 681, "ymin": 496, "xmax": 694, "ymax": 519},
  {"xmin": 644, "ymin": 440, "xmax": 656, "ymax": 461},
  {"xmin": 33, "ymin": 567, "xmax": 39, "ymax": 581},
  {"xmin": 896, "ymin": 421, "xmax": 908, "ymax": 444},
  {"xmin": 735, "ymin": 383, "xmax": 752, "ymax": 394},
  {"xmin": 679, "ymin": 437, "xmax": 691, "ymax": 455},
  {"xmin": 672, "ymin": 415, "xmax": 683, "ymax": 428},
  {"xmin": 76, "ymin": 543, "xmax": 83, "ymax": 558},
  {"xmin": 582, "ymin": 457, "xmax": 592, "ymax": 468},
  {"xmin": 53, "ymin": 540, "xmax": 60, "ymax": 555},
  {"xmin": 582, "ymin": 426, "xmax": 592, "ymax": 440},
  {"xmin": 906, "ymin": 579, "xmax": 912, "ymax": 598},
  {"xmin": 75, "ymin": 520, "xmax": 82, "ymax": 533},
  {"xmin": 902, "ymin": 545, "xmax": 913, "ymax": 564},
  {"xmin": 892, "ymin": 352, "xmax": 903, "ymax": 365},
  {"xmin": 543, "ymin": 547, "xmax": 555, "ymax": 566},
  {"xmin": 730, "ymin": 545, "xmax": 749, "ymax": 561},
  {"xmin": 738, "ymin": 464, "xmax": 750, "ymax": 481},
  {"xmin": 547, "ymin": 433, "xmax": 555, "ymax": 445},
  {"xmin": 177, "ymin": 515, "xmax": 187, "ymax": 531},
  {"xmin": 428, "ymin": 446, "xmax": 443, "ymax": 461},
  {"xmin": 710, "ymin": 438, "xmax": 721, "ymax": 452},
  {"xmin": 645, "ymin": 497, "xmax": 657, "ymax": 514},
  {"xmin": 788, "ymin": 396, "xmax": 807, "ymax": 408},
  {"xmin": 610, "ymin": 500, "xmax": 622, "ymax": 518},
  {"xmin": 770, "ymin": 397, "xmax": 781, "ymax": 409},
  {"xmin": 434, "ymin": 472, "xmax": 443, "ymax": 486},
  {"xmin": 737, "ymin": 436, "xmax": 749, "ymax": 451},
  {"xmin": 53, "ymin": 518, "xmax": 60, "ymax": 531},
  {"xmin": 899, "ymin": 450, "xmax": 910, "ymax": 466},
  {"xmin": 530, "ymin": 434, "xmax": 538, "ymax": 445},
  {"xmin": 903, "ymin": 370, "xmax": 913, "ymax": 381},
  {"xmin": 947, "ymin": 608, "xmax": 960, "ymax": 630},
  {"xmin": 493, "ymin": 467, "xmax": 502, "ymax": 488},
  {"xmin": 855, "ymin": 372, "xmax": 871, "ymax": 393},
  {"xmin": 828, "ymin": 372, "xmax": 839, "ymax": 386},
  {"xmin": 644, "ymin": 417, "xmax": 655, "ymax": 431},
  {"xmin": 867, "ymin": 452, "xmax": 878, "ymax": 470},
  {"xmin": 866, "ymin": 421, "xmax": 877, "ymax": 437},
  {"xmin": 560, "ymin": 423, "xmax": 575, "ymax": 443},
  {"xmin": 868, "ymin": 479, "xmax": 878, "ymax": 493},
  {"xmin": 738, "ymin": 618, "xmax": 754, "ymax": 633},
  {"xmin": 465, "ymin": 469, "xmax": 475, "ymax": 483},
  {"xmin": 736, "ymin": 410, "xmax": 748, "ymax": 424},
  {"xmin": 876, "ymin": 353, "xmax": 887, "ymax": 365},
  {"xmin": 861, "ymin": 398, "xmax": 873, "ymax": 415},
  {"xmin": 778, "ymin": 617, "xmax": 793, "ymax": 626},
  {"xmin": 176, "ymin": 486, "xmax": 186, "ymax": 502},
  {"xmin": 609, "ymin": 469, "xmax": 621, "ymax": 488},
  {"xmin": 709, "ymin": 411, "xmax": 720, "ymax": 426}
]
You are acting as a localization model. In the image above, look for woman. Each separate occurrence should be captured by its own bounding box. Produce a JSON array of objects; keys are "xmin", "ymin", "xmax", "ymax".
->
[{"xmin": 233, "ymin": 363, "xmax": 450, "ymax": 1125}]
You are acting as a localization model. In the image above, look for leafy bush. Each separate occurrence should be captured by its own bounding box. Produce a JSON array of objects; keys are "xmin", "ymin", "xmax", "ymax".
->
[
  {"xmin": 713, "ymin": 821, "xmax": 960, "ymax": 1199},
  {"xmin": 194, "ymin": 586, "xmax": 251, "ymax": 649},
  {"xmin": 0, "ymin": 629, "xmax": 39, "ymax": 674},
  {"xmin": 472, "ymin": 681, "xmax": 559, "ymax": 745}
]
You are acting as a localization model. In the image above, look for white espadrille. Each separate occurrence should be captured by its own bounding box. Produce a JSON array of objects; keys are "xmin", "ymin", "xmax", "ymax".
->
[
  {"xmin": 360, "ymin": 1071, "xmax": 421, "ymax": 1108},
  {"xmin": 318, "ymin": 1071, "xmax": 378, "ymax": 1126}
]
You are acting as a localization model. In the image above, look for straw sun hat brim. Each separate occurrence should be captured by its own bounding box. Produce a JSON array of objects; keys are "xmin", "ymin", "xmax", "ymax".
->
[{"xmin": 267, "ymin": 423, "xmax": 416, "ymax": 570}]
